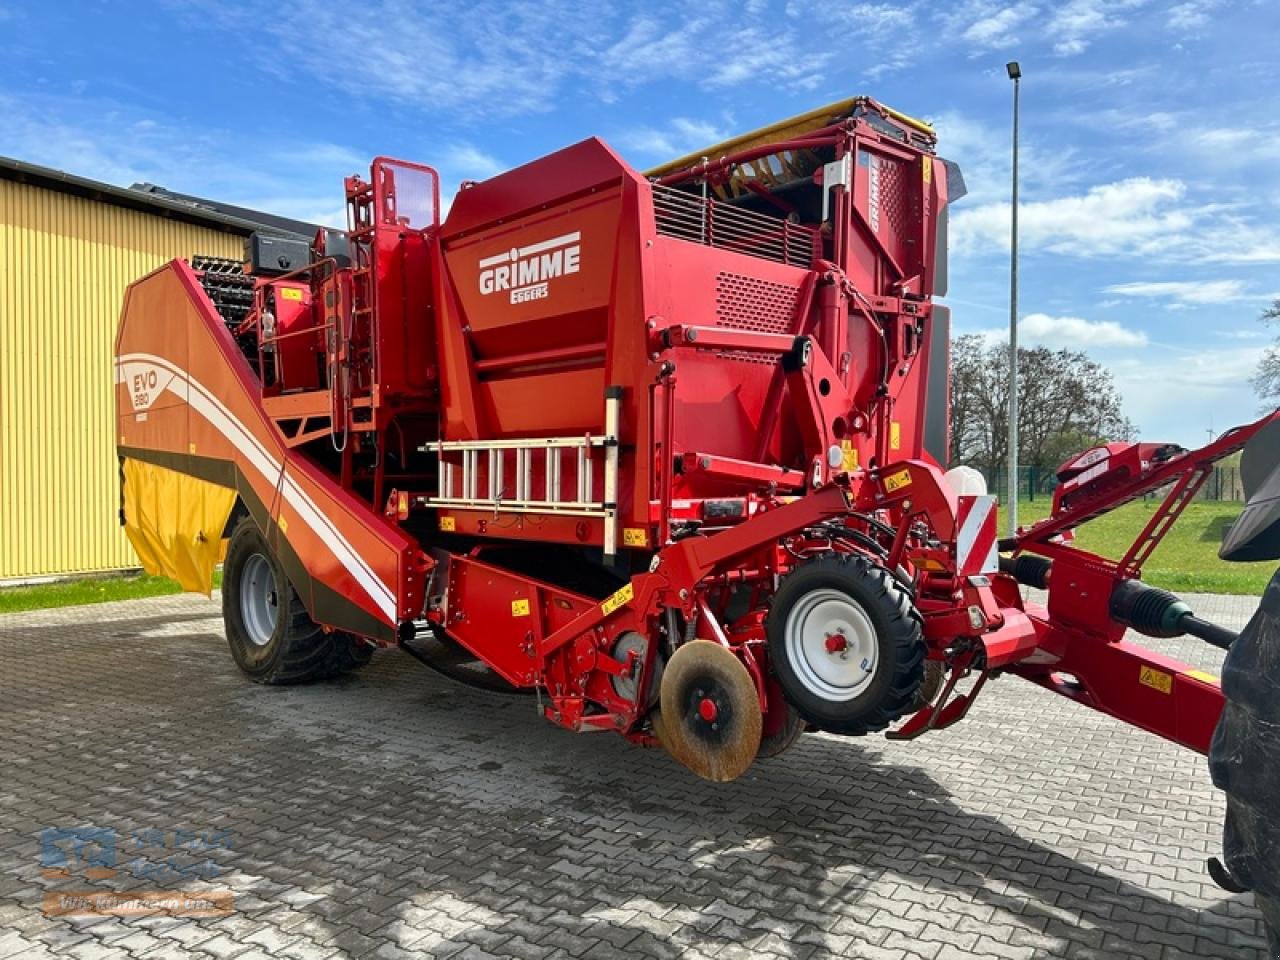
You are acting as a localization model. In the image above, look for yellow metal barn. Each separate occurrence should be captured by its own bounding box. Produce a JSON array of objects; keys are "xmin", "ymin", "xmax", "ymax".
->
[{"xmin": 0, "ymin": 158, "xmax": 312, "ymax": 581}]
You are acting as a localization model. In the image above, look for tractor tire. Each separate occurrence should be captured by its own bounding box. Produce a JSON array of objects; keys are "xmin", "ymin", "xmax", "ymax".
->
[
  {"xmin": 222, "ymin": 518, "xmax": 365, "ymax": 684},
  {"xmin": 1209, "ymin": 568, "xmax": 1280, "ymax": 957},
  {"xmin": 767, "ymin": 553, "xmax": 925, "ymax": 736},
  {"xmin": 324, "ymin": 633, "xmax": 375, "ymax": 676}
]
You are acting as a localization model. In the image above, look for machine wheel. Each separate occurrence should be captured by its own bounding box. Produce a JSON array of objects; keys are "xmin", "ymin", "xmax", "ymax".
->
[
  {"xmin": 222, "ymin": 518, "xmax": 364, "ymax": 684},
  {"xmin": 756, "ymin": 702, "xmax": 806, "ymax": 759},
  {"xmin": 915, "ymin": 659, "xmax": 947, "ymax": 709},
  {"xmin": 767, "ymin": 553, "xmax": 924, "ymax": 736},
  {"xmin": 657, "ymin": 641, "xmax": 762, "ymax": 782},
  {"xmin": 1209, "ymin": 569, "xmax": 1280, "ymax": 956},
  {"xmin": 324, "ymin": 633, "xmax": 375, "ymax": 675}
]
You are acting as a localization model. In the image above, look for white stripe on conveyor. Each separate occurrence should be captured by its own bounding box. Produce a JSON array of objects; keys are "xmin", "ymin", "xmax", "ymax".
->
[{"xmin": 115, "ymin": 353, "xmax": 398, "ymax": 622}]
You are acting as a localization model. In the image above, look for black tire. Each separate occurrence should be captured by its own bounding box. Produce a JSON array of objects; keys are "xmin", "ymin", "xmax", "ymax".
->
[
  {"xmin": 222, "ymin": 518, "xmax": 367, "ymax": 684},
  {"xmin": 1209, "ymin": 568, "xmax": 1280, "ymax": 957},
  {"xmin": 766, "ymin": 553, "xmax": 924, "ymax": 736},
  {"xmin": 324, "ymin": 633, "xmax": 374, "ymax": 676},
  {"xmin": 756, "ymin": 702, "xmax": 806, "ymax": 759}
]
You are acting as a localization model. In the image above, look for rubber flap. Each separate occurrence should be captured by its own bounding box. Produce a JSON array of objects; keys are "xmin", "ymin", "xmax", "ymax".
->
[{"xmin": 121, "ymin": 456, "xmax": 236, "ymax": 595}]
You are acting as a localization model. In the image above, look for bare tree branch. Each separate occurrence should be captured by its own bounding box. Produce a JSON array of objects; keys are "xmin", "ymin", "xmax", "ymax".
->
[{"xmin": 949, "ymin": 336, "xmax": 1134, "ymax": 485}]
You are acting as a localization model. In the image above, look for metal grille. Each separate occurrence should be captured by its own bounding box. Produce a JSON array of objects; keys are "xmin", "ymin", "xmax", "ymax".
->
[
  {"xmin": 375, "ymin": 160, "xmax": 438, "ymax": 230},
  {"xmin": 192, "ymin": 256, "xmax": 254, "ymax": 327},
  {"xmin": 714, "ymin": 272, "xmax": 802, "ymax": 365},
  {"xmin": 878, "ymin": 157, "xmax": 909, "ymax": 239},
  {"xmin": 652, "ymin": 185, "xmax": 816, "ymax": 267}
]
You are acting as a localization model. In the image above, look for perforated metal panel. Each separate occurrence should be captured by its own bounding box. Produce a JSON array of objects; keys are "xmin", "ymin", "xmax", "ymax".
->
[
  {"xmin": 713, "ymin": 272, "xmax": 800, "ymax": 364},
  {"xmin": 878, "ymin": 156, "xmax": 910, "ymax": 240}
]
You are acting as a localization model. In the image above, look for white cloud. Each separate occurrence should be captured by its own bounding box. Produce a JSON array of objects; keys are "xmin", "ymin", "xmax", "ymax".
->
[
  {"xmin": 191, "ymin": 0, "xmax": 592, "ymax": 119},
  {"xmin": 1047, "ymin": 0, "xmax": 1139, "ymax": 56},
  {"xmin": 952, "ymin": 177, "xmax": 1280, "ymax": 265},
  {"xmin": 1104, "ymin": 279, "xmax": 1251, "ymax": 305},
  {"xmin": 958, "ymin": 3, "xmax": 1038, "ymax": 49},
  {"xmin": 930, "ymin": 111, "xmax": 1085, "ymax": 206},
  {"xmin": 616, "ymin": 118, "xmax": 727, "ymax": 161},
  {"xmin": 952, "ymin": 177, "xmax": 1191, "ymax": 257},
  {"xmin": 1201, "ymin": 237, "xmax": 1280, "ymax": 264},
  {"xmin": 1224, "ymin": 329, "xmax": 1272, "ymax": 340},
  {"xmin": 1110, "ymin": 345, "xmax": 1267, "ymax": 441},
  {"xmin": 1020, "ymin": 313, "xmax": 1149, "ymax": 347},
  {"xmin": 830, "ymin": 3, "xmax": 920, "ymax": 78},
  {"xmin": 1168, "ymin": 0, "xmax": 1225, "ymax": 29},
  {"xmin": 183, "ymin": 3, "xmax": 833, "ymax": 121},
  {"xmin": 0, "ymin": 92, "xmax": 357, "ymax": 228},
  {"xmin": 438, "ymin": 143, "xmax": 506, "ymax": 181}
]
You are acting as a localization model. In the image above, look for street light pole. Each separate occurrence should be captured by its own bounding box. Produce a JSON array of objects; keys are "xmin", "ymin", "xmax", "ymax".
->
[{"xmin": 1006, "ymin": 60, "xmax": 1021, "ymax": 536}]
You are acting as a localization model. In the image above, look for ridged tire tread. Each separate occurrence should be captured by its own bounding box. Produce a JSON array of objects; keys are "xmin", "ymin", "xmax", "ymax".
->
[
  {"xmin": 766, "ymin": 553, "xmax": 924, "ymax": 736},
  {"xmin": 222, "ymin": 518, "xmax": 368, "ymax": 684}
]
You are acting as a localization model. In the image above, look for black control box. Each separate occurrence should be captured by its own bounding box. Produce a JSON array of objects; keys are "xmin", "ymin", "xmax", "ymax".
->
[{"xmin": 244, "ymin": 232, "xmax": 311, "ymax": 276}]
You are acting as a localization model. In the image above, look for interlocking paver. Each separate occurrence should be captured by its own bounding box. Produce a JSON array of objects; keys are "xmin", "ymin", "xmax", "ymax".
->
[{"xmin": 0, "ymin": 591, "xmax": 1270, "ymax": 958}]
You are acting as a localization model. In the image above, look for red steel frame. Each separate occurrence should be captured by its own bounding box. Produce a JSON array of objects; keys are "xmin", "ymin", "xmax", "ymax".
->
[{"xmin": 115, "ymin": 97, "xmax": 1261, "ymax": 763}]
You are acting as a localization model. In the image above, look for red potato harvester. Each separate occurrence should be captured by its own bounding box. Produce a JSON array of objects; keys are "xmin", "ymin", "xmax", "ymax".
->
[{"xmin": 113, "ymin": 97, "xmax": 1280, "ymax": 945}]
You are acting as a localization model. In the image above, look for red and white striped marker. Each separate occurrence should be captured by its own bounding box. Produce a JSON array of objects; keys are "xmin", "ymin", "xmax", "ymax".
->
[{"xmin": 955, "ymin": 495, "xmax": 999, "ymax": 575}]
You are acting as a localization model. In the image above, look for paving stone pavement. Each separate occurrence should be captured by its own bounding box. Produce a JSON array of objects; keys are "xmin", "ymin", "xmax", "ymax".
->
[{"xmin": 0, "ymin": 590, "xmax": 1270, "ymax": 959}]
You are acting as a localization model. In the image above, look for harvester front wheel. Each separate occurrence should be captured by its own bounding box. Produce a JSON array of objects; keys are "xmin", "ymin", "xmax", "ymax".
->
[
  {"xmin": 767, "ymin": 554, "xmax": 924, "ymax": 736},
  {"xmin": 222, "ymin": 518, "xmax": 365, "ymax": 684}
]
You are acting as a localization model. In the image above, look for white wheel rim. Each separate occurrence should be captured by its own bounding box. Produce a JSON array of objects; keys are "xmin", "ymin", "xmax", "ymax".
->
[
  {"xmin": 784, "ymin": 588, "xmax": 879, "ymax": 701},
  {"xmin": 239, "ymin": 553, "xmax": 279, "ymax": 647}
]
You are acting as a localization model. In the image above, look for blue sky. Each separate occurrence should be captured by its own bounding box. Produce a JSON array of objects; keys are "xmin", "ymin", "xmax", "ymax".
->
[{"xmin": 3, "ymin": 0, "xmax": 1276, "ymax": 448}]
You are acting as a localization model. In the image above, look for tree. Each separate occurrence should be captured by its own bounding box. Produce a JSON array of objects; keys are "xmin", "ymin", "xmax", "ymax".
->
[
  {"xmin": 949, "ymin": 334, "xmax": 1134, "ymax": 486},
  {"xmin": 1252, "ymin": 299, "xmax": 1280, "ymax": 403}
]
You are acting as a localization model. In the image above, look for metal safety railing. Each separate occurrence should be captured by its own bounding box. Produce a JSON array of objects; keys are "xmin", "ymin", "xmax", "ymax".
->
[
  {"xmin": 652, "ymin": 184, "xmax": 817, "ymax": 267},
  {"xmin": 424, "ymin": 392, "xmax": 622, "ymax": 554}
]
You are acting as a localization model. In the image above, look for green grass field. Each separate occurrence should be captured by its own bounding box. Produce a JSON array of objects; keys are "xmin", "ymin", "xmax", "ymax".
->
[
  {"xmin": 0, "ymin": 571, "xmax": 221, "ymax": 615},
  {"xmin": 1002, "ymin": 497, "xmax": 1271, "ymax": 596},
  {"xmin": 0, "ymin": 498, "xmax": 1270, "ymax": 614}
]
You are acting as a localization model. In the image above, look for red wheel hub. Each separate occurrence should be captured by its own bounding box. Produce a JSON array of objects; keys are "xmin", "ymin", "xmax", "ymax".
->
[
  {"xmin": 824, "ymin": 632, "xmax": 848, "ymax": 654},
  {"xmin": 698, "ymin": 697, "xmax": 718, "ymax": 722}
]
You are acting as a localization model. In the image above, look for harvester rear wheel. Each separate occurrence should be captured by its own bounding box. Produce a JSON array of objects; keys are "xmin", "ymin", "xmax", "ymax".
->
[
  {"xmin": 657, "ymin": 641, "xmax": 762, "ymax": 782},
  {"xmin": 767, "ymin": 554, "xmax": 924, "ymax": 736},
  {"xmin": 222, "ymin": 518, "xmax": 367, "ymax": 684}
]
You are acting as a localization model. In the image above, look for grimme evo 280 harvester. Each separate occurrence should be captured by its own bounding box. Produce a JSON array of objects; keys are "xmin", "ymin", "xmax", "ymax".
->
[{"xmin": 115, "ymin": 98, "xmax": 1280, "ymax": 939}]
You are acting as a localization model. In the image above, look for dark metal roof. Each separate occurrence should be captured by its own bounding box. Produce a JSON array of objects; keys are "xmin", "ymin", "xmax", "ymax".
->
[
  {"xmin": 0, "ymin": 155, "xmax": 317, "ymax": 239},
  {"xmin": 129, "ymin": 182, "xmax": 319, "ymax": 238}
]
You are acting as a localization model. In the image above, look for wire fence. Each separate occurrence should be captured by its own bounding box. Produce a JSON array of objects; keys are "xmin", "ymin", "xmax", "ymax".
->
[{"xmin": 978, "ymin": 465, "xmax": 1246, "ymax": 502}]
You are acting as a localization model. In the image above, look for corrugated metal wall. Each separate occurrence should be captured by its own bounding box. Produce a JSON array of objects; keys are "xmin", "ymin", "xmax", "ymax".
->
[{"xmin": 0, "ymin": 180, "xmax": 242, "ymax": 580}]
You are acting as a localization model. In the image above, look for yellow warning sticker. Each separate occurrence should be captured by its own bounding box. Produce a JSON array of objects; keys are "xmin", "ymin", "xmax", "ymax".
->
[
  {"xmin": 280, "ymin": 287, "xmax": 303, "ymax": 301},
  {"xmin": 923, "ymin": 158, "xmax": 932, "ymax": 184},
  {"xmin": 840, "ymin": 440, "xmax": 858, "ymax": 473},
  {"xmin": 884, "ymin": 469, "xmax": 912, "ymax": 493},
  {"xmin": 439, "ymin": 516, "xmax": 456, "ymax": 532},
  {"xmin": 1186, "ymin": 669, "xmax": 1220, "ymax": 685},
  {"xmin": 890, "ymin": 421, "xmax": 901, "ymax": 450},
  {"xmin": 277, "ymin": 514, "xmax": 288, "ymax": 534},
  {"xmin": 511, "ymin": 598, "xmax": 530, "ymax": 617},
  {"xmin": 601, "ymin": 582, "xmax": 634, "ymax": 616},
  {"xmin": 188, "ymin": 441, "xmax": 197, "ymax": 454},
  {"xmin": 1139, "ymin": 665, "xmax": 1173, "ymax": 695},
  {"xmin": 623, "ymin": 527, "xmax": 648, "ymax": 547}
]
